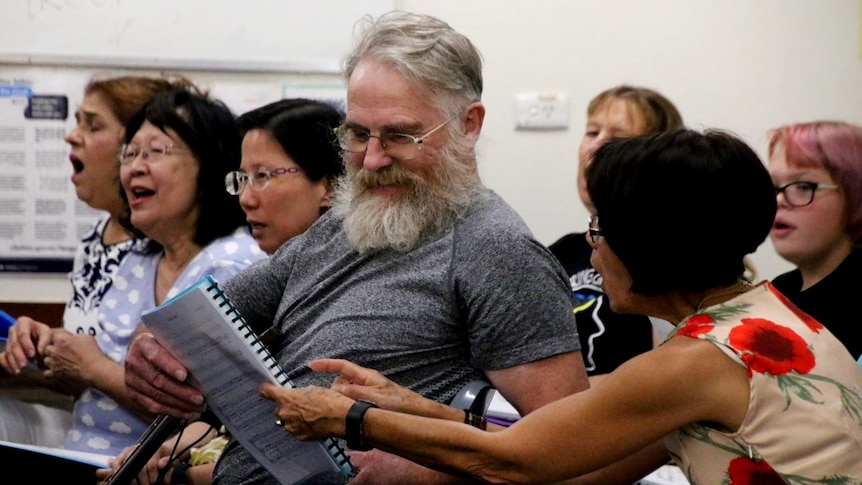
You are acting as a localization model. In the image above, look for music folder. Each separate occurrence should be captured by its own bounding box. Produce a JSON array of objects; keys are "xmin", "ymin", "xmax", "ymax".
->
[{"xmin": 140, "ymin": 275, "xmax": 353, "ymax": 484}]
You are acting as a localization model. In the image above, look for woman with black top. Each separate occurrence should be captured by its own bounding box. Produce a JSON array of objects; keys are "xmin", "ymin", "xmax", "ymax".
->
[
  {"xmin": 768, "ymin": 120, "xmax": 862, "ymax": 360},
  {"xmin": 548, "ymin": 85, "xmax": 683, "ymax": 377}
]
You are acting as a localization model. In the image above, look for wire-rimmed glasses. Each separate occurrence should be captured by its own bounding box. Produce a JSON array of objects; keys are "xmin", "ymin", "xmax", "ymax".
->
[
  {"xmin": 117, "ymin": 143, "xmax": 187, "ymax": 165},
  {"xmin": 774, "ymin": 181, "xmax": 839, "ymax": 208},
  {"xmin": 334, "ymin": 115, "xmax": 457, "ymax": 160},
  {"xmin": 224, "ymin": 167, "xmax": 304, "ymax": 195},
  {"xmin": 588, "ymin": 215, "xmax": 603, "ymax": 244}
]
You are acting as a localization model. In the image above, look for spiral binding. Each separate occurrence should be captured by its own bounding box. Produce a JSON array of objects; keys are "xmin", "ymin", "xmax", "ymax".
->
[{"xmin": 203, "ymin": 276, "xmax": 354, "ymax": 475}]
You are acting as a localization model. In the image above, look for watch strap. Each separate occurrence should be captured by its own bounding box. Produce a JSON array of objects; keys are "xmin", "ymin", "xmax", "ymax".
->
[
  {"xmin": 345, "ymin": 400, "xmax": 377, "ymax": 451},
  {"xmin": 170, "ymin": 462, "xmax": 192, "ymax": 485}
]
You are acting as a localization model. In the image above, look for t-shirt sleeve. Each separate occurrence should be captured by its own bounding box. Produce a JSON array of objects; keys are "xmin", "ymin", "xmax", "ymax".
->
[
  {"xmin": 223, "ymin": 242, "xmax": 297, "ymax": 334},
  {"xmin": 455, "ymin": 221, "xmax": 581, "ymax": 370}
]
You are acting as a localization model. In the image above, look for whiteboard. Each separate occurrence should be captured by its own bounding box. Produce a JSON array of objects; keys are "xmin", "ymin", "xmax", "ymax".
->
[{"xmin": 0, "ymin": 0, "xmax": 395, "ymax": 72}]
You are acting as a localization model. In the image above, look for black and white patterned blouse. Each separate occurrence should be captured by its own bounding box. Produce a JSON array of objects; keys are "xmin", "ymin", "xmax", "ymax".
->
[{"xmin": 64, "ymin": 216, "xmax": 144, "ymax": 336}]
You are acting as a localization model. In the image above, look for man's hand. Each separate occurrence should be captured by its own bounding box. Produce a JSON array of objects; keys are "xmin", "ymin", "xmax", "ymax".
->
[{"xmin": 124, "ymin": 332, "xmax": 205, "ymax": 419}]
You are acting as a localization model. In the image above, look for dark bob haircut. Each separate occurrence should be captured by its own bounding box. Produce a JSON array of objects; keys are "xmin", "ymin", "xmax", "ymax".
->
[
  {"xmin": 236, "ymin": 98, "xmax": 345, "ymax": 184},
  {"xmin": 121, "ymin": 87, "xmax": 245, "ymax": 251},
  {"xmin": 587, "ymin": 129, "xmax": 776, "ymax": 295}
]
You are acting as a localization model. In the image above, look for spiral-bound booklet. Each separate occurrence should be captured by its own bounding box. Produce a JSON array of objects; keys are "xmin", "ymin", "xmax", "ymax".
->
[{"xmin": 141, "ymin": 275, "xmax": 353, "ymax": 484}]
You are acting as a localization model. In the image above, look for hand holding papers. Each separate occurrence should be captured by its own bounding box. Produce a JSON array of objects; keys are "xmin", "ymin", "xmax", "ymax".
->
[{"xmin": 141, "ymin": 275, "xmax": 353, "ymax": 484}]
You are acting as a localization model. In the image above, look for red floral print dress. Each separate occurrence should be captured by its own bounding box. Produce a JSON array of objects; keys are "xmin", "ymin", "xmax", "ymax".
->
[{"xmin": 663, "ymin": 282, "xmax": 862, "ymax": 484}]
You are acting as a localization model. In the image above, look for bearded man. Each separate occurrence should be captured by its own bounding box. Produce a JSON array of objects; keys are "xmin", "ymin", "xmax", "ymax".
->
[{"xmin": 123, "ymin": 11, "xmax": 588, "ymax": 485}]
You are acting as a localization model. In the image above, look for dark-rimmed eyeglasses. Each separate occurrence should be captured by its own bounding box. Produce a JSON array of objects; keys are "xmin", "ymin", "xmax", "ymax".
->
[
  {"xmin": 334, "ymin": 115, "xmax": 456, "ymax": 160},
  {"xmin": 118, "ymin": 143, "xmax": 188, "ymax": 165},
  {"xmin": 224, "ymin": 167, "xmax": 303, "ymax": 195},
  {"xmin": 774, "ymin": 181, "xmax": 838, "ymax": 208},
  {"xmin": 588, "ymin": 215, "xmax": 603, "ymax": 244}
]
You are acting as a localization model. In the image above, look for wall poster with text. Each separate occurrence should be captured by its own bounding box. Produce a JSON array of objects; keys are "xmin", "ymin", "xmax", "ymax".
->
[{"xmin": 0, "ymin": 67, "xmax": 103, "ymax": 273}]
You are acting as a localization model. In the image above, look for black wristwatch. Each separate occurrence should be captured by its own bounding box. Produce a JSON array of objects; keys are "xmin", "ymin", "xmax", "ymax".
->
[
  {"xmin": 171, "ymin": 462, "xmax": 192, "ymax": 485},
  {"xmin": 345, "ymin": 400, "xmax": 377, "ymax": 451}
]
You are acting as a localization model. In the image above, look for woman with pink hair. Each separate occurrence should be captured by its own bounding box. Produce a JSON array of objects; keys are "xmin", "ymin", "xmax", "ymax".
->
[{"xmin": 768, "ymin": 121, "xmax": 862, "ymax": 360}]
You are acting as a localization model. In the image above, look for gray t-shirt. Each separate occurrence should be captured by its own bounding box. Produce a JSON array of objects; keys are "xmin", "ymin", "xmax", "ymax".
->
[{"xmin": 214, "ymin": 188, "xmax": 580, "ymax": 484}]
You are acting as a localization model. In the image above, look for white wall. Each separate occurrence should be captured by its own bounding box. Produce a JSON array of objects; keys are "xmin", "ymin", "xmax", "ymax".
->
[
  {"xmin": 401, "ymin": 0, "xmax": 861, "ymax": 281},
  {"xmin": 0, "ymin": 0, "xmax": 395, "ymax": 73},
  {"xmin": 3, "ymin": 0, "xmax": 861, "ymax": 302}
]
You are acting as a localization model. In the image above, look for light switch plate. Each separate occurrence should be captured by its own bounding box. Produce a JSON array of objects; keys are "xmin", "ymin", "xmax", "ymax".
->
[{"xmin": 514, "ymin": 92, "xmax": 569, "ymax": 130}]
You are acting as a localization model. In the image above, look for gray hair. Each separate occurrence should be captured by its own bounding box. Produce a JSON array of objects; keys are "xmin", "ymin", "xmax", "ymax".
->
[{"xmin": 344, "ymin": 11, "xmax": 483, "ymax": 118}]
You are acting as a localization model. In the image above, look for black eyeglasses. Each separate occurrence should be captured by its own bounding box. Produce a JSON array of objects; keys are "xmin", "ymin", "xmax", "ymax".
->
[
  {"xmin": 588, "ymin": 215, "xmax": 603, "ymax": 244},
  {"xmin": 774, "ymin": 181, "xmax": 838, "ymax": 208},
  {"xmin": 224, "ymin": 167, "xmax": 303, "ymax": 195}
]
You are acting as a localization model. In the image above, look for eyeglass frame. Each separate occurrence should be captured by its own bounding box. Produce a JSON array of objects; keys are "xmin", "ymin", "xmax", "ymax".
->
[
  {"xmin": 117, "ymin": 143, "xmax": 188, "ymax": 165},
  {"xmin": 333, "ymin": 114, "xmax": 458, "ymax": 160},
  {"xmin": 588, "ymin": 215, "xmax": 603, "ymax": 244},
  {"xmin": 224, "ymin": 167, "xmax": 304, "ymax": 195},
  {"xmin": 774, "ymin": 181, "xmax": 839, "ymax": 208}
]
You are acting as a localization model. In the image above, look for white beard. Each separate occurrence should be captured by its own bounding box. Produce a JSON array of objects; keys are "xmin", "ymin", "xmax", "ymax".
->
[{"xmin": 332, "ymin": 140, "xmax": 482, "ymax": 253}]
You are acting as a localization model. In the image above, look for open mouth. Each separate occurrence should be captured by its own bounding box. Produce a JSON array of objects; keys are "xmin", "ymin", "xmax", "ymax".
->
[
  {"xmin": 131, "ymin": 188, "xmax": 156, "ymax": 199},
  {"xmin": 70, "ymin": 156, "xmax": 84, "ymax": 173}
]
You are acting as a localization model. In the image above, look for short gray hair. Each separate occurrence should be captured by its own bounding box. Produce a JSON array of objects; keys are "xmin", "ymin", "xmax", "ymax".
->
[{"xmin": 344, "ymin": 11, "xmax": 483, "ymax": 118}]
